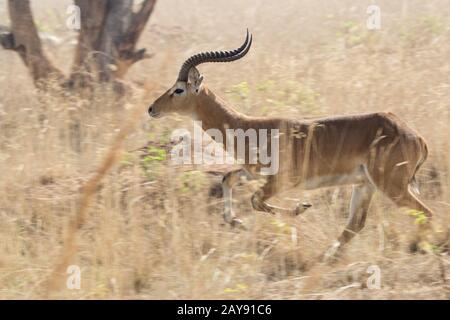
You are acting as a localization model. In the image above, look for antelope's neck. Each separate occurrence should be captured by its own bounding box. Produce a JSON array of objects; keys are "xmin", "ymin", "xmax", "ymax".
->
[{"xmin": 194, "ymin": 87, "xmax": 249, "ymax": 135}]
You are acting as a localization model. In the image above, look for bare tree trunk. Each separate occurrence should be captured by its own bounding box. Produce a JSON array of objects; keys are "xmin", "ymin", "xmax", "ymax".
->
[
  {"xmin": 69, "ymin": 0, "xmax": 156, "ymax": 90},
  {"xmin": 0, "ymin": 0, "xmax": 63, "ymax": 87},
  {"xmin": 69, "ymin": 0, "xmax": 109, "ymax": 88},
  {"xmin": 0, "ymin": 0, "xmax": 157, "ymax": 93}
]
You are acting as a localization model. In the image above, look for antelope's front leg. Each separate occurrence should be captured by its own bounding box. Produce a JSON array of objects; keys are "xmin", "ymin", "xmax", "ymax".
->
[
  {"xmin": 251, "ymin": 177, "xmax": 312, "ymax": 216},
  {"xmin": 222, "ymin": 169, "xmax": 248, "ymax": 229}
]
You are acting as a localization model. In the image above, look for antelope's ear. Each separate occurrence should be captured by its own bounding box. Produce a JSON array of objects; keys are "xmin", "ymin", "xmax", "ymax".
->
[{"xmin": 188, "ymin": 67, "xmax": 203, "ymax": 94}]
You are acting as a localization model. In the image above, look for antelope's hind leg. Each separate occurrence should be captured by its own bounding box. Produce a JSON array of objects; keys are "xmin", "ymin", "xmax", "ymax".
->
[
  {"xmin": 367, "ymin": 161, "xmax": 434, "ymax": 251},
  {"xmin": 323, "ymin": 182, "xmax": 376, "ymax": 262},
  {"xmin": 380, "ymin": 182, "xmax": 434, "ymax": 251}
]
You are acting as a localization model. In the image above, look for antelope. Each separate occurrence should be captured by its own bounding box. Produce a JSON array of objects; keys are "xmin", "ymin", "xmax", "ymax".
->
[{"xmin": 148, "ymin": 30, "xmax": 433, "ymax": 258}]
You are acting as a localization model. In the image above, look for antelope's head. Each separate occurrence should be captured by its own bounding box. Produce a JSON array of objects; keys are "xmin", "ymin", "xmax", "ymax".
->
[{"xmin": 148, "ymin": 30, "xmax": 252, "ymax": 118}]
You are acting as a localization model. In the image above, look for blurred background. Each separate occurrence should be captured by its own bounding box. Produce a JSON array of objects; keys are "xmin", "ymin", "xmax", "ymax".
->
[{"xmin": 0, "ymin": 0, "xmax": 449, "ymax": 299}]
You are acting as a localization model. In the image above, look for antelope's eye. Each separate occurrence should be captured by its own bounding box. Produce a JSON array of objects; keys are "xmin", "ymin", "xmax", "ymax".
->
[{"xmin": 174, "ymin": 88, "xmax": 184, "ymax": 95}]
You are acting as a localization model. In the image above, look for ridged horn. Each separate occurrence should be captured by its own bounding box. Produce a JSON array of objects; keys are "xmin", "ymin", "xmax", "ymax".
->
[{"xmin": 177, "ymin": 29, "xmax": 253, "ymax": 82}]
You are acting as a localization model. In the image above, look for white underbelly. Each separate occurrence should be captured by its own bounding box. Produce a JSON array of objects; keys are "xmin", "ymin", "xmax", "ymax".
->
[{"xmin": 301, "ymin": 165, "xmax": 367, "ymax": 190}]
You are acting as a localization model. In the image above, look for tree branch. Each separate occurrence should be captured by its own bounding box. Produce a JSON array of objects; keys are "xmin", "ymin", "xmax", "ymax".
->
[
  {"xmin": 126, "ymin": 0, "xmax": 157, "ymax": 48},
  {"xmin": 0, "ymin": 26, "xmax": 14, "ymax": 49},
  {"xmin": 113, "ymin": 0, "xmax": 157, "ymax": 77}
]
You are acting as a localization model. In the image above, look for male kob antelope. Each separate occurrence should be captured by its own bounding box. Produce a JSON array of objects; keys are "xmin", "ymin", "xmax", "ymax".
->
[{"xmin": 148, "ymin": 31, "xmax": 433, "ymax": 257}]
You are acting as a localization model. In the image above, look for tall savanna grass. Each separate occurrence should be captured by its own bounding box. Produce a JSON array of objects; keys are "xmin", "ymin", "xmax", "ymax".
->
[{"xmin": 0, "ymin": 0, "xmax": 449, "ymax": 299}]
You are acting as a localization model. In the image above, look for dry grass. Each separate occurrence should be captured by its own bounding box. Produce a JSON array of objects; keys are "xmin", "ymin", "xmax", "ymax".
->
[{"xmin": 0, "ymin": 0, "xmax": 450, "ymax": 299}]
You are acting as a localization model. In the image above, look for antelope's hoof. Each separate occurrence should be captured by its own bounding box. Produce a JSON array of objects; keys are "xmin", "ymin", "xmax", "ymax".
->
[
  {"xmin": 322, "ymin": 241, "xmax": 342, "ymax": 263},
  {"xmin": 295, "ymin": 202, "xmax": 312, "ymax": 215},
  {"xmin": 230, "ymin": 218, "xmax": 247, "ymax": 230}
]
